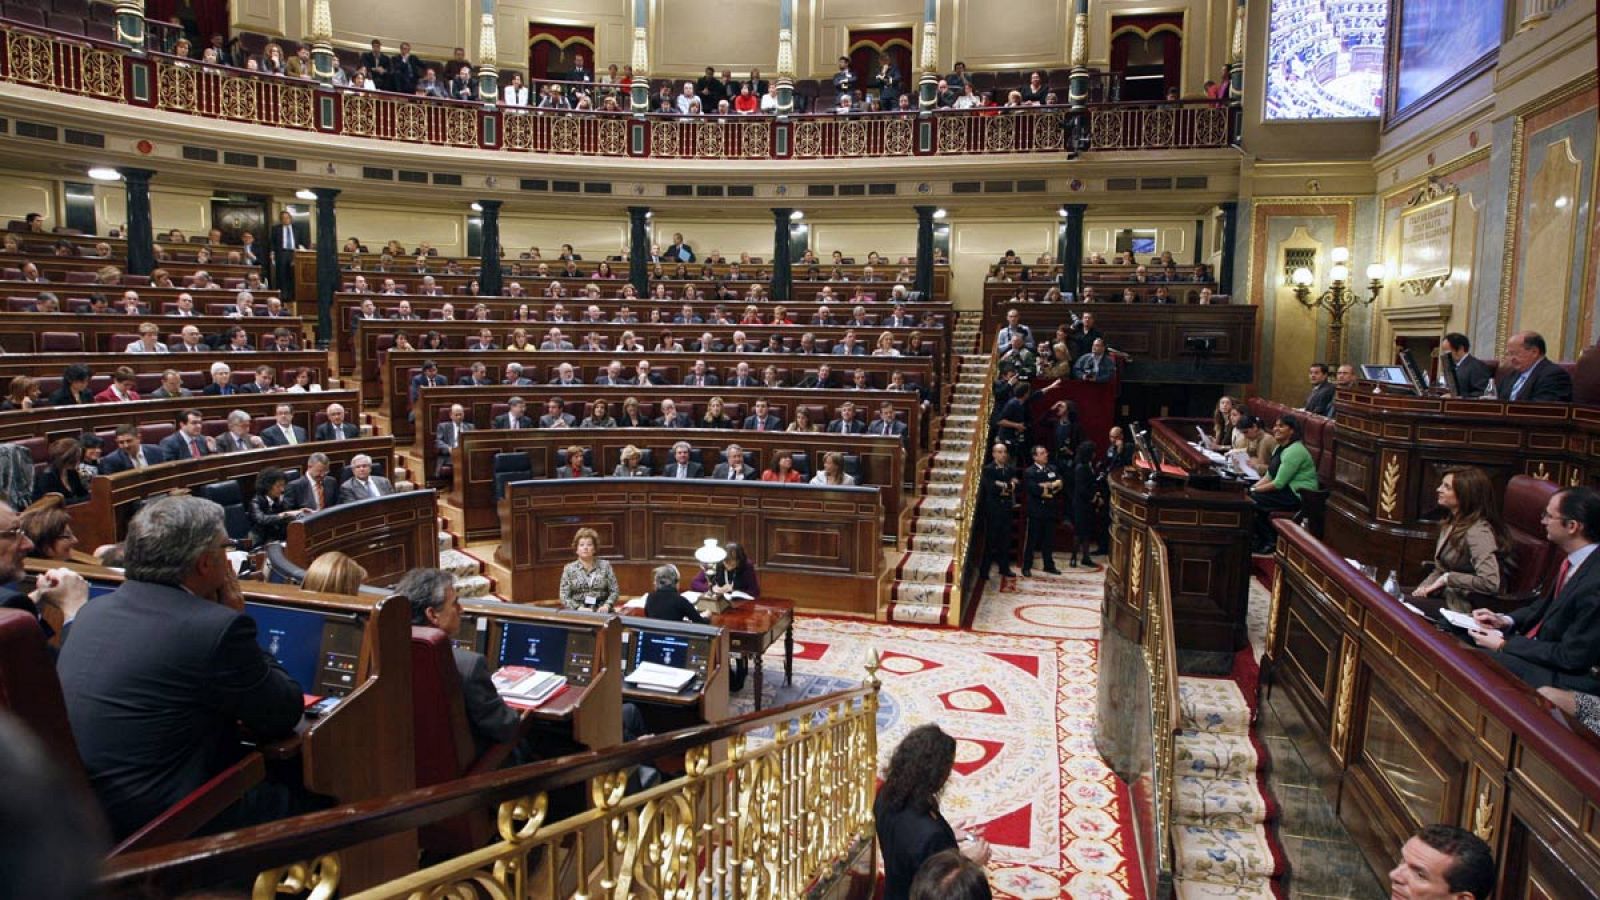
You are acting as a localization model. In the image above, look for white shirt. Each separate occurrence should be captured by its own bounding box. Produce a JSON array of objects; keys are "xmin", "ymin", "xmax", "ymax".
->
[{"xmin": 503, "ymin": 84, "xmax": 529, "ymax": 106}]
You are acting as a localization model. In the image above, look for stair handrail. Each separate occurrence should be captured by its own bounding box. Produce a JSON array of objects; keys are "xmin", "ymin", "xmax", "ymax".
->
[
  {"xmin": 102, "ymin": 664, "xmax": 883, "ymax": 899},
  {"xmin": 1145, "ymin": 534, "xmax": 1181, "ymax": 884},
  {"xmin": 949, "ymin": 346, "xmax": 998, "ymax": 622}
]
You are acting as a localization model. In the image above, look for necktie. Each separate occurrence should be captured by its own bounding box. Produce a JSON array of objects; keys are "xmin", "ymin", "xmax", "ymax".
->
[
  {"xmin": 756, "ymin": 419, "xmax": 764, "ymax": 431},
  {"xmin": 335, "ymin": 427, "xmax": 345, "ymax": 440},
  {"xmin": 188, "ymin": 438, "xmax": 200, "ymax": 459},
  {"xmin": 452, "ymin": 424, "xmax": 459, "ymax": 446},
  {"xmin": 133, "ymin": 452, "xmax": 145, "ymax": 469},
  {"xmin": 1527, "ymin": 559, "xmax": 1572, "ymax": 638},
  {"xmin": 285, "ymin": 426, "xmax": 297, "ymax": 445},
  {"xmin": 283, "ymin": 227, "xmax": 291, "ymax": 249},
  {"xmin": 1510, "ymin": 369, "xmax": 1532, "ymax": 400},
  {"xmin": 313, "ymin": 480, "xmax": 324, "ymax": 509}
]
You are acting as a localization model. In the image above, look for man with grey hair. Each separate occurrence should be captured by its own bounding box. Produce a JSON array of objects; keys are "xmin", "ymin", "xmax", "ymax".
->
[
  {"xmin": 231, "ymin": 290, "xmax": 254, "ymax": 316},
  {"xmin": 216, "ymin": 410, "xmax": 265, "ymax": 453},
  {"xmin": 315, "ymin": 402, "xmax": 360, "ymax": 441},
  {"xmin": 644, "ymin": 564, "xmax": 707, "ymax": 623},
  {"xmin": 434, "ymin": 404, "xmax": 474, "ymax": 475},
  {"xmin": 712, "ymin": 444, "xmax": 754, "ymax": 481},
  {"xmin": 57, "ymin": 495, "xmax": 306, "ymax": 839},
  {"xmin": 202, "ymin": 361, "xmax": 235, "ymax": 396},
  {"xmin": 173, "ymin": 324, "xmax": 207, "ymax": 352},
  {"xmin": 397, "ymin": 567, "xmax": 520, "ymax": 756},
  {"xmin": 338, "ymin": 453, "xmax": 392, "ymax": 503},
  {"xmin": 503, "ymin": 362, "xmax": 533, "ymax": 386}
]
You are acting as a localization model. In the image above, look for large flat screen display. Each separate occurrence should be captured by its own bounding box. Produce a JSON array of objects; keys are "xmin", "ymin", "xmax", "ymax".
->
[
  {"xmin": 1264, "ymin": 0, "xmax": 1388, "ymax": 120},
  {"xmin": 1391, "ymin": 0, "xmax": 1502, "ymax": 117}
]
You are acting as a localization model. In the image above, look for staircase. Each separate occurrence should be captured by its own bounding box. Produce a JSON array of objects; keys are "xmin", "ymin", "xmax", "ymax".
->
[
  {"xmin": 1170, "ymin": 665, "xmax": 1288, "ymax": 898},
  {"xmin": 885, "ymin": 312, "xmax": 985, "ymax": 626},
  {"xmin": 439, "ymin": 525, "xmax": 496, "ymax": 599}
]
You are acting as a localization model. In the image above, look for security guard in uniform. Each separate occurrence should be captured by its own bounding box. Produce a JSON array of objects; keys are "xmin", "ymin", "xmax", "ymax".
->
[
  {"xmin": 1022, "ymin": 444, "xmax": 1064, "ymax": 576},
  {"xmin": 980, "ymin": 442, "xmax": 1019, "ymax": 579}
]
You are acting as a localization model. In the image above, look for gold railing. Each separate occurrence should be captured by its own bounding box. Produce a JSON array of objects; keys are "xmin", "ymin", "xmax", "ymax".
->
[
  {"xmin": 948, "ymin": 342, "xmax": 997, "ymax": 622},
  {"xmin": 104, "ymin": 670, "xmax": 881, "ymax": 899},
  {"xmin": 0, "ymin": 22, "xmax": 1235, "ymax": 159},
  {"xmin": 1145, "ymin": 536, "xmax": 1180, "ymax": 875}
]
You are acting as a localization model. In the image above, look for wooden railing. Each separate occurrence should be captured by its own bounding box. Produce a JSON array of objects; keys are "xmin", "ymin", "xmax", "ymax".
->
[
  {"xmin": 0, "ymin": 22, "xmax": 1235, "ymax": 159},
  {"xmin": 101, "ymin": 669, "xmax": 882, "ymax": 899}
]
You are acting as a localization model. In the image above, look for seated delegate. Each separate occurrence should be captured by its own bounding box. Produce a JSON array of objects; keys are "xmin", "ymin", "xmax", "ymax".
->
[
  {"xmin": 1469, "ymin": 486, "xmax": 1600, "ymax": 694},
  {"xmin": 558, "ymin": 528, "xmax": 618, "ymax": 611},
  {"xmin": 1246, "ymin": 414, "xmax": 1318, "ymax": 554},
  {"xmin": 1413, "ymin": 467, "xmax": 1507, "ymax": 613},
  {"xmin": 644, "ymin": 564, "xmax": 707, "ymax": 624}
]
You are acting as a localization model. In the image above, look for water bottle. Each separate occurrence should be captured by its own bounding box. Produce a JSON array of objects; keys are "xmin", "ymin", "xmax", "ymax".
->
[{"xmin": 1381, "ymin": 570, "xmax": 1399, "ymax": 598}]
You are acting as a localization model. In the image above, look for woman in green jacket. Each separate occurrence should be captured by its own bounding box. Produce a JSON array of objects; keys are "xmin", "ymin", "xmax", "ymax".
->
[{"xmin": 1248, "ymin": 414, "xmax": 1319, "ymax": 554}]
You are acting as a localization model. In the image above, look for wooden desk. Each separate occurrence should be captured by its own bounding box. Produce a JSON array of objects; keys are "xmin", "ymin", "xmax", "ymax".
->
[
  {"xmin": 1268, "ymin": 521, "xmax": 1600, "ymax": 898},
  {"xmin": 499, "ymin": 477, "xmax": 886, "ymax": 616},
  {"xmin": 618, "ymin": 617, "xmax": 730, "ymax": 730},
  {"xmin": 1324, "ymin": 390, "xmax": 1600, "ymax": 583},
  {"xmin": 286, "ymin": 490, "xmax": 441, "ymax": 587},
  {"xmin": 713, "ymin": 600, "xmax": 794, "ymax": 711},
  {"xmin": 417, "ymin": 384, "xmax": 926, "ymax": 479},
  {"xmin": 365, "ymin": 332, "xmax": 945, "ymax": 416},
  {"xmin": 0, "ymin": 388, "xmax": 359, "ymax": 452},
  {"xmin": 0, "ymin": 350, "xmax": 332, "ymax": 393},
  {"xmin": 980, "ymin": 302, "xmax": 1257, "ymax": 384},
  {"xmin": 74, "ymin": 436, "xmax": 395, "ymax": 549},
  {"xmin": 0, "ymin": 312, "xmax": 310, "ymax": 354},
  {"xmin": 1105, "ymin": 467, "xmax": 1255, "ymax": 652}
]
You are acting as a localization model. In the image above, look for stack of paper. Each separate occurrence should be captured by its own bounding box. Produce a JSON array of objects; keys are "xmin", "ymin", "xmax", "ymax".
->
[
  {"xmin": 625, "ymin": 660, "xmax": 697, "ymax": 692},
  {"xmin": 491, "ymin": 666, "xmax": 568, "ymax": 708}
]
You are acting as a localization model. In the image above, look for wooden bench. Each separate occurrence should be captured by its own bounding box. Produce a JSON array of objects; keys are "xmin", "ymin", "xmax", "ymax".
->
[
  {"xmin": 0, "ymin": 350, "xmax": 333, "ymax": 396},
  {"xmin": 285, "ymin": 490, "xmax": 441, "ymax": 588},
  {"xmin": 0, "ymin": 312, "xmax": 311, "ymax": 354}
]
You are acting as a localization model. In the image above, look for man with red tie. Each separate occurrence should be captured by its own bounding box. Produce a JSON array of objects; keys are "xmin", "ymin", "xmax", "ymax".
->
[
  {"xmin": 743, "ymin": 399, "xmax": 781, "ymax": 432},
  {"xmin": 157, "ymin": 410, "xmax": 214, "ymax": 461},
  {"xmin": 1472, "ymin": 486, "xmax": 1600, "ymax": 693}
]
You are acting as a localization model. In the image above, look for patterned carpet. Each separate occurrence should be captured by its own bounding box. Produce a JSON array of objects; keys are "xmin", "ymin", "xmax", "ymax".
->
[{"xmin": 735, "ymin": 580, "xmax": 1145, "ymax": 899}]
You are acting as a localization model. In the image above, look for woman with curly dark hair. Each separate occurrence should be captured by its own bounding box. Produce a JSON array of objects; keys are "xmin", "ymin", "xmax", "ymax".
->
[{"xmin": 875, "ymin": 724, "xmax": 990, "ymax": 900}]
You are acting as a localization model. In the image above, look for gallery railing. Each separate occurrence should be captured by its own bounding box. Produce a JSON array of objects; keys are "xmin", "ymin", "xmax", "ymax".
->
[
  {"xmin": 0, "ymin": 22, "xmax": 1234, "ymax": 159},
  {"xmin": 103, "ymin": 672, "xmax": 882, "ymax": 898}
]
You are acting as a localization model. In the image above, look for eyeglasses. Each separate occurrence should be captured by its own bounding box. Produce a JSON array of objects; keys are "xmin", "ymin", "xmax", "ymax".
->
[
  {"xmin": 1541, "ymin": 512, "xmax": 1572, "ymax": 524},
  {"xmin": 0, "ymin": 525, "xmax": 24, "ymax": 540}
]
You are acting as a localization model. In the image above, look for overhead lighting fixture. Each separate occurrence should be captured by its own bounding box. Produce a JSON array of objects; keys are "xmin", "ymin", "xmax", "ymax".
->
[
  {"xmin": 1058, "ymin": 206, "xmax": 1070, "ymax": 217},
  {"xmin": 933, "ymin": 209, "xmax": 947, "ymax": 220},
  {"xmin": 789, "ymin": 210, "xmax": 804, "ymax": 220},
  {"xmin": 470, "ymin": 202, "xmax": 483, "ymax": 212},
  {"xmin": 86, "ymin": 167, "xmax": 121, "ymax": 181},
  {"xmin": 644, "ymin": 210, "xmax": 653, "ymax": 218},
  {"xmin": 295, "ymin": 189, "xmax": 317, "ymax": 200}
]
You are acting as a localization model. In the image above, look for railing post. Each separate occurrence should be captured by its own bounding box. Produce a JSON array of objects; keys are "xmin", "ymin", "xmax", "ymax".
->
[
  {"xmin": 313, "ymin": 188, "xmax": 340, "ymax": 345},
  {"xmin": 478, "ymin": 200, "xmax": 503, "ymax": 297},
  {"xmin": 775, "ymin": 0, "xmax": 795, "ymax": 115},
  {"xmin": 308, "ymin": 0, "xmax": 335, "ymax": 85},
  {"xmin": 771, "ymin": 207, "xmax": 794, "ymax": 302},
  {"xmin": 1059, "ymin": 203, "xmax": 1086, "ymax": 298},
  {"xmin": 628, "ymin": 206, "xmax": 650, "ymax": 295},
  {"xmin": 1218, "ymin": 200, "xmax": 1238, "ymax": 298},
  {"xmin": 113, "ymin": 0, "xmax": 145, "ymax": 52},
  {"xmin": 628, "ymin": 0, "xmax": 649, "ymax": 114},
  {"xmin": 121, "ymin": 167, "xmax": 155, "ymax": 276},
  {"xmin": 476, "ymin": 2, "xmax": 499, "ymax": 105},
  {"xmin": 1067, "ymin": 0, "xmax": 1090, "ymax": 151},
  {"xmin": 916, "ymin": 0, "xmax": 939, "ymax": 111},
  {"xmin": 1227, "ymin": 0, "xmax": 1245, "ymax": 143}
]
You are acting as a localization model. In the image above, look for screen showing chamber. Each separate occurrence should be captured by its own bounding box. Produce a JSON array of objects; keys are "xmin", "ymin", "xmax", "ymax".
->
[
  {"xmin": 247, "ymin": 603, "xmax": 328, "ymax": 690},
  {"xmin": 495, "ymin": 621, "xmax": 571, "ymax": 673},
  {"xmin": 1361, "ymin": 364, "xmax": 1410, "ymax": 385},
  {"xmin": 1264, "ymin": 0, "xmax": 1387, "ymax": 120}
]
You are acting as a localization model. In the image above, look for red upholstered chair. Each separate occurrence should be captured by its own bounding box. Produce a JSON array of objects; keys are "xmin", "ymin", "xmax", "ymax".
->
[
  {"xmin": 1493, "ymin": 475, "xmax": 1563, "ymax": 604},
  {"xmin": 121, "ymin": 274, "xmax": 150, "ymax": 286},
  {"xmin": 0, "ymin": 608, "xmax": 266, "ymax": 855},
  {"xmin": 64, "ymin": 270, "xmax": 96, "ymax": 284},
  {"xmin": 410, "ymin": 626, "xmax": 531, "ymax": 857},
  {"xmin": 40, "ymin": 331, "xmax": 83, "ymax": 352}
]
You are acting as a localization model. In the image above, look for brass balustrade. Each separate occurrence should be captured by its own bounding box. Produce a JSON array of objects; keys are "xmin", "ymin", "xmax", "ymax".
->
[
  {"xmin": 949, "ymin": 350, "xmax": 997, "ymax": 622},
  {"xmin": 0, "ymin": 23, "xmax": 1234, "ymax": 159},
  {"xmin": 103, "ymin": 666, "xmax": 882, "ymax": 899}
]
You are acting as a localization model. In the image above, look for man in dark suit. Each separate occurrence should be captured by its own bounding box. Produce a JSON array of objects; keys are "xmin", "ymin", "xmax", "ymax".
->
[
  {"xmin": 683, "ymin": 360, "xmax": 719, "ymax": 387},
  {"xmin": 269, "ymin": 210, "xmax": 300, "ymax": 302},
  {"xmin": 633, "ymin": 360, "xmax": 665, "ymax": 386},
  {"xmin": 660, "ymin": 442, "xmax": 704, "ymax": 479},
  {"xmin": 492, "ymin": 398, "xmax": 534, "ymax": 430},
  {"xmin": 1302, "ymin": 363, "xmax": 1335, "ymax": 417},
  {"xmin": 826, "ymin": 402, "xmax": 867, "ymax": 435},
  {"xmin": 337, "ymin": 454, "xmax": 393, "ymax": 503},
  {"xmin": 410, "ymin": 361, "xmax": 448, "ymax": 405},
  {"xmin": 158, "ymin": 410, "xmax": 213, "ymax": 461},
  {"xmin": 725, "ymin": 361, "xmax": 757, "ymax": 388},
  {"xmin": 743, "ymin": 399, "xmax": 782, "ymax": 432},
  {"xmin": 867, "ymin": 402, "xmax": 907, "ymax": 440},
  {"xmin": 1069, "ymin": 312, "xmax": 1103, "ymax": 360},
  {"xmin": 654, "ymin": 399, "xmax": 692, "ymax": 429},
  {"xmin": 57, "ymin": 495, "xmax": 306, "ymax": 839},
  {"xmin": 1495, "ymin": 331, "xmax": 1573, "ymax": 403},
  {"xmin": 458, "ymin": 362, "xmax": 494, "ymax": 387},
  {"xmin": 539, "ymin": 398, "xmax": 576, "ymax": 428},
  {"xmin": 711, "ymin": 444, "xmax": 755, "ymax": 480},
  {"xmin": 547, "ymin": 363, "xmax": 583, "ymax": 387},
  {"xmin": 1471, "ymin": 486, "xmax": 1600, "ymax": 694},
  {"xmin": 799, "ymin": 364, "xmax": 834, "ymax": 389},
  {"xmin": 315, "ymin": 403, "xmax": 361, "ymax": 441},
  {"xmin": 1443, "ymin": 332, "xmax": 1491, "ymax": 399},
  {"xmin": 397, "ymin": 568, "xmax": 520, "ymax": 757},
  {"xmin": 594, "ymin": 361, "xmax": 629, "ymax": 386},
  {"xmin": 389, "ymin": 41, "xmax": 421, "ymax": 95},
  {"xmin": 284, "ymin": 453, "xmax": 338, "ymax": 512},
  {"xmin": 359, "ymin": 39, "xmax": 391, "ymax": 91},
  {"xmin": 1073, "ymin": 340, "xmax": 1116, "ymax": 383},
  {"xmin": 434, "ymin": 404, "xmax": 474, "ymax": 475},
  {"xmin": 260, "ymin": 404, "xmax": 308, "ymax": 447},
  {"xmin": 99, "ymin": 424, "xmax": 167, "ymax": 474},
  {"xmin": 1021, "ymin": 444, "xmax": 1064, "ymax": 576}
]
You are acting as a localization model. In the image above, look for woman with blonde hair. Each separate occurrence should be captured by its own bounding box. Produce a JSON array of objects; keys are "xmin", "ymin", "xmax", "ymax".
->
[
  {"xmin": 810, "ymin": 451, "xmax": 855, "ymax": 486},
  {"xmin": 699, "ymin": 396, "xmax": 732, "ymax": 429},
  {"xmin": 559, "ymin": 527, "xmax": 619, "ymax": 611},
  {"xmin": 787, "ymin": 407, "xmax": 820, "ymax": 433},
  {"xmin": 872, "ymin": 331, "xmax": 901, "ymax": 357},
  {"xmin": 302, "ymin": 551, "xmax": 368, "ymax": 595},
  {"xmin": 613, "ymin": 445, "xmax": 651, "ymax": 477}
]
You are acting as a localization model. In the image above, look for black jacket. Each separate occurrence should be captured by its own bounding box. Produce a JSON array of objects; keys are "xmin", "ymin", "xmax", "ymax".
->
[
  {"xmin": 645, "ymin": 588, "xmax": 707, "ymax": 624},
  {"xmin": 1497, "ymin": 357, "xmax": 1573, "ymax": 403},
  {"xmin": 1303, "ymin": 381, "xmax": 1335, "ymax": 418},
  {"xmin": 454, "ymin": 647, "xmax": 520, "ymax": 756},
  {"xmin": 57, "ymin": 579, "xmax": 304, "ymax": 839},
  {"xmin": 874, "ymin": 795, "xmax": 957, "ymax": 900},
  {"xmin": 1500, "ymin": 550, "xmax": 1600, "ymax": 690},
  {"xmin": 247, "ymin": 493, "xmax": 293, "ymax": 545},
  {"xmin": 1451, "ymin": 354, "xmax": 1491, "ymax": 398}
]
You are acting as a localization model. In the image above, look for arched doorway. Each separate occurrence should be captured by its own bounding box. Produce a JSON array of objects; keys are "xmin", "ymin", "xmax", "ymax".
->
[
  {"xmin": 527, "ymin": 23, "xmax": 596, "ymax": 82},
  {"xmin": 846, "ymin": 28, "xmax": 913, "ymax": 110},
  {"xmin": 1109, "ymin": 14, "xmax": 1183, "ymax": 102}
]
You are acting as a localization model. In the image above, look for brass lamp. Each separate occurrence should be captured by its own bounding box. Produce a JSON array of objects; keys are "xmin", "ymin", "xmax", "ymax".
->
[{"xmin": 1291, "ymin": 247, "xmax": 1384, "ymax": 362}]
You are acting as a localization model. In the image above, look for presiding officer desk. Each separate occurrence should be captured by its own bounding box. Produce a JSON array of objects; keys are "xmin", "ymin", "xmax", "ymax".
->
[
  {"xmin": 73, "ymin": 436, "xmax": 396, "ymax": 550},
  {"xmin": 464, "ymin": 429, "xmax": 903, "ymax": 542},
  {"xmin": 0, "ymin": 312, "xmax": 310, "ymax": 354},
  {"xmin": 285, "ymin": 490, "xmax": 441, "ymax": 587},
  {"xmin": 499, "ymin": 477, "xmax": 886, "ymax": 617},
  {"xmin": 979, "ymin": 301, "xmax": 1258, "ymax": 384},
  {"xmin": 1266, "ymin": 522, "xmax": 1600, "ymax": 898},
  {"xmin": 38, "ymin": 561, "xmax": 419, "ymax": 891}
]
